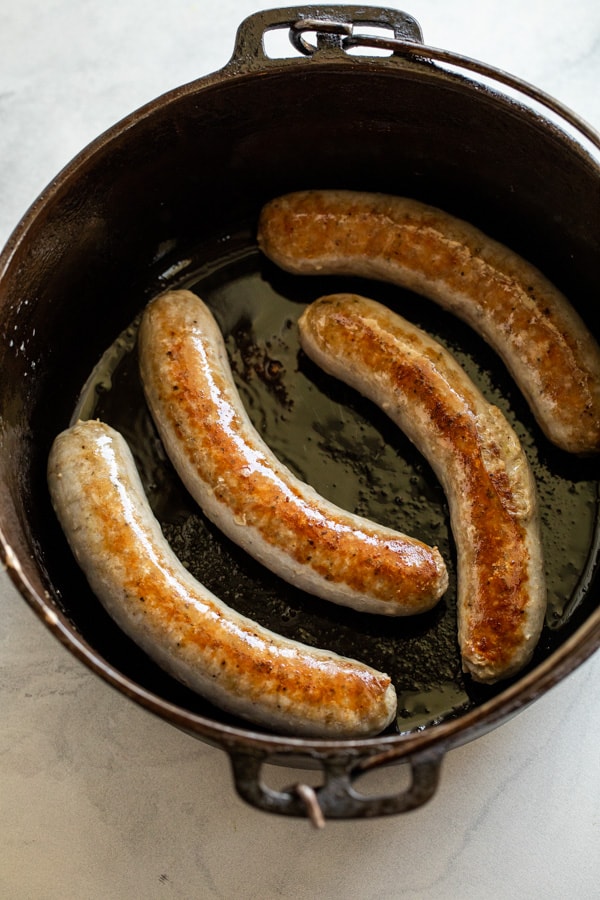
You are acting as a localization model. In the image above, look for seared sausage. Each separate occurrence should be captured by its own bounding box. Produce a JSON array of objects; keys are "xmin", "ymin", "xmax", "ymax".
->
[
  {"xmin": 137, "ymin": 289, "xmax": 448, "ymax": 616},
  {"xmin": 258, "ymin": 189, "xmax": 600, "ymax": 455},
  {"xmin": 298, "ymin": 294, "xmax": 547, "ymax": 683},
  {"xmin": 47, "ymin": 419, "xmax": 397, "ymax": 737}
]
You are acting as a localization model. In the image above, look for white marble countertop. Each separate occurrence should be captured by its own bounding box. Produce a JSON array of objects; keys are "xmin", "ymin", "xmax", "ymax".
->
[{"xmin": 1, "ymin": 1, "xmax": 599, "ymax": 897}]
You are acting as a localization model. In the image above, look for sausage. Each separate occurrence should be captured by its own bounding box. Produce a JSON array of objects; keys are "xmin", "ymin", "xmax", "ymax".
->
[
  {"xmin": 137, "ymin": 289, "xmax": 448, "ymax": 616},
  {"xmin": 47, "ymin": 419, "xmax": 398, "ymax": 738},
  {"xmin": 298, "ymin": 294, "xmax": 547, "ymax": 683},
  {"xmin": 258, "ymin": 189, "xmax": 600, "ymax": 456}
]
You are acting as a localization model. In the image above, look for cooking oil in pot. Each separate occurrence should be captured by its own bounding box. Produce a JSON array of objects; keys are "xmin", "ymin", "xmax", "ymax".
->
[{"xmin": 71, "ymin": 240, "xmax": 599, "ymax": 734}]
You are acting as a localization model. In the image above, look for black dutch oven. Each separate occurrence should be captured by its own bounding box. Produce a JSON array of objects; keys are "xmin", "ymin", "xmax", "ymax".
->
[{"xmin": 1, "ymin": 6, "xmax": 599, "ymax": 825}]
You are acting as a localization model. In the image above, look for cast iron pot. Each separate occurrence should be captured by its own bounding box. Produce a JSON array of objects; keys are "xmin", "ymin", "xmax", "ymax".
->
[{"xmin": 1, "ymin": 6, "xmax": 599, "ymax": 825}]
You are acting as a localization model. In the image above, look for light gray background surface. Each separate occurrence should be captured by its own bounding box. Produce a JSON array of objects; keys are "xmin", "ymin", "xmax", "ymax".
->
[{"xmin": 2, "ymin": 2, "xmax": 599, "ymax": 897}]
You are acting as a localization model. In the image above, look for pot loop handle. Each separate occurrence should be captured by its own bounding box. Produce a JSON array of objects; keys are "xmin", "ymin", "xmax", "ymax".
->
[
  {"xmin": 229, "ymin": 5, "xmax": 424, "ymax": 70},
  {"xmin": 228, "ymin": 744, "xmax": 444, "ymax": 827}
]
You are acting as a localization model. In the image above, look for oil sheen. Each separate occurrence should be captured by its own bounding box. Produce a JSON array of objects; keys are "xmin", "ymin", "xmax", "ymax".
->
[{"xmin": 73, "ymin": 242, "xmax": 600, "ymax": 734}]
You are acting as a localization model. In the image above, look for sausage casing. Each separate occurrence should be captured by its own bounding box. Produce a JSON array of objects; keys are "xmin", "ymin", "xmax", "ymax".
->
[
  {"xmin": 298, "ymin": 294, "xmax": 547, "ymax": 683},
  {"xmin": 137, "ymin": 289, "xmax": 448, "ymax": 616},
  {"xmin": 258, "ymin": 189, "xmax": 600, "ymax": 455},
  {"xmin": 47, "ymin": 419, "xmax": 398, "ymax": 737}
]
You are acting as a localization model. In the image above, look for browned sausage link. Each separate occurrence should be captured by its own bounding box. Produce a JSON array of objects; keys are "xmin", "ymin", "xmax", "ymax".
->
[
  {"xmin": 258, "ymin": 189, "xmax": 600, "ymax": 455},
  {"xmin": 298, "ymin": 294, "xmax": 547, "ymax": 683},
  {"xmin": 47, "ymin": 419, "xmax": 397, "ymax": 738},
  {"xmin": 137, "ymin": 289, "xmax": 448, "ymax": 616}
]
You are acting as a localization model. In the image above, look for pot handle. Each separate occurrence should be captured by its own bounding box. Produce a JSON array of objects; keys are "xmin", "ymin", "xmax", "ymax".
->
[
  {"xmin": 227, "ymin": 744, "xmax": 443, "ymax": 827},
  {"xmin": 228, "ymin": 5, "xmax": 423, "ymax": 70}
]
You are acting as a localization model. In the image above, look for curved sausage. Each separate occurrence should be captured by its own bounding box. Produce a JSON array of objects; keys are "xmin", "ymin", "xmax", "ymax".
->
[
  {"xmin": 258, "ymin": 189, "xmax": 600, "ymax": 456},
  {"xmin": 298, "ymin": 294, "xmax": 547, "ymax": 683},
  {"xmin": 47, "ymin": 419, "xmax": 397, "ymax": 738},
  {"xmin": 137, "ymin": 289, "xmax": 448, "ymax": 616}
]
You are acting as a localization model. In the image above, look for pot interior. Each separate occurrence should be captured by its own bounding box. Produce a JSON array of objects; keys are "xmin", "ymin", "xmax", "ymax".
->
[{"xmin": 1, "ymin": 56, "xmax": 599, "ymax": 740}]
